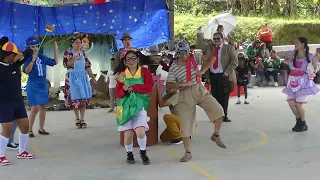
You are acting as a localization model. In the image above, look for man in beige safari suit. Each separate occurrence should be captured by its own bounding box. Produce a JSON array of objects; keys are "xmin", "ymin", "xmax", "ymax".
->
[{"xmin": 202, "ymin": 32, "xmax": 238, "ymax": 122}]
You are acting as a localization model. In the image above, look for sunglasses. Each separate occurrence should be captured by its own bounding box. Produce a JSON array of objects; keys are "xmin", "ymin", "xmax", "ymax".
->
[{"xmin": 213, "ymin": 37, "xmax": 221, "ymax": 41}]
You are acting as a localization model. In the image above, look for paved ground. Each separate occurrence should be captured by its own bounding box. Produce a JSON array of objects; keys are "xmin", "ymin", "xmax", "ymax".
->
[{"xmin": 1, "ymin": 87, "xmax": 320, "ymax": 180}]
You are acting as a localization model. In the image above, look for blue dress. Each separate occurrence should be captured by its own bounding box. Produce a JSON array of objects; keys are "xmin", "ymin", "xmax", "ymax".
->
[{"xmin": 23, "ymin": 54, "xmax": 56, "ymax": 107}]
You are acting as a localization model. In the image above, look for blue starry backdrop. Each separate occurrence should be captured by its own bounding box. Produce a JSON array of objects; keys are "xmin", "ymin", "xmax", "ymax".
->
[{"xmin": 0, "ymin": 0, "xmax": 170, "ymax": 50}]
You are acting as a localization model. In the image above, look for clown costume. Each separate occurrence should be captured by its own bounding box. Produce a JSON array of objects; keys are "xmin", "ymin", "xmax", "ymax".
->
[{"xmin": 115, "ymin": 50, "xmax": 153, "ymax": 165}]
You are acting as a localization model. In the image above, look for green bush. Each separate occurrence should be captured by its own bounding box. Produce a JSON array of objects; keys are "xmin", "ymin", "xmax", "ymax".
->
[{"xmin": 175, "ymin": 13, "xmax": 320, "ymax": 45}]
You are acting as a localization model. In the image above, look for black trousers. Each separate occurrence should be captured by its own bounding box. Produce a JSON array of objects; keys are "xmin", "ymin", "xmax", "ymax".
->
[
  {"xmin": 210, "ymin": 73, "xmax": 230, "ymax": 118},
  {"xmin": 237, "ymin": 85, "xmax": 248, "ymax": 98}
]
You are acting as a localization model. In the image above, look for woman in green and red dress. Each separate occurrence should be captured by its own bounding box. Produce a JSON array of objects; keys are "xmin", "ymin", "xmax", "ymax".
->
[{"xmin": 115, "ymin": 50, "xmax": 154, "ymax": 165}]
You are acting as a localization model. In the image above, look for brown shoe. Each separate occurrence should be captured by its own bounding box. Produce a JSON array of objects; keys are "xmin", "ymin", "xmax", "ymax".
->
[
  {"xmin": 180, "ymin": 152, "xmax": 192, "ymax": 162},
  {"xmin": 211, "ymin": 134, "xmax": 227, "ymax": 149}
]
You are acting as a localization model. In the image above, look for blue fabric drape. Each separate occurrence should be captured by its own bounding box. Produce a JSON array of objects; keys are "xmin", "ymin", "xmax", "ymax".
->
[{"xmin": 0, "ymin": 0, "xmax": 170, "ymax": 50}]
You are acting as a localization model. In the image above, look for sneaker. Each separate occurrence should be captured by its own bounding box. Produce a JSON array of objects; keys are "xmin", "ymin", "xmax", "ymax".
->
[
  {"xmin": 17, "ymin": 151, "xmax": 35, "ymax": 159},
  {"xmin": 126, "ymin": 152, "xmax": 135, "ymax": 164},
  {"xmin": 168, "ymin": 139, "xmax": 183, "ymax": 145},
  {"xmin": 244, "ymin": 101, "xmax": 249, "ymax": 104},
  {"xmin": 180, "ymin": 152, "xmax": 192, "ymax": 162},
  {"xmin": 140, "ymin": 150, "xmax": 150, "ymax": 165},
  {"xmin": 268, "ymin": 82, "xmax": 273, "ymax": 86},
  {"xmin": 6, "ymin": 142, "xmax": 18, "ymax": 150},
  {"xmin": 273, "ymin": 82, "xmax": 278, "ymax": 87},
  {"xmin": 236, "ymin": 101, "xmax": 241, "ymax": 105},
  {"xmin": 0, "ymin": 156, "xmax": 10, "ymax": 166}
]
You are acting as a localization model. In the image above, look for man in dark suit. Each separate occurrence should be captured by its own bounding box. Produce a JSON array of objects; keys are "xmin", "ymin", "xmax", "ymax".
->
[{"xmin": 202, "ymin": 32, "xmax": 238, "ymax": 122}]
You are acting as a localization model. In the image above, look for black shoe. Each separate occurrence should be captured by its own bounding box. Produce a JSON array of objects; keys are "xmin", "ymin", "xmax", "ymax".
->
[
  {"xmin": 223, "ymin": 117, "xmax": 231, "ymax": 122},
  {"xmin": 140, "ymin": 150, "xmax": 150, "ymax": 165},
  {"xmin": 292, "ymin": 118, "xmax": 301, "ymax": 131},
  {"xmin": 295, "ymin": 121, "xmax": 308, "ymax": 132},
  {"xmin": 38, "ymin": 129, "xmax": 50, "ymax": 135},
  {"xmin": 101, "ymin": 70, "xmax": 108, "ymax": 75},
  {"xmin": 126, "ymin": 152, "xmax": 135, "ymax": 164}
]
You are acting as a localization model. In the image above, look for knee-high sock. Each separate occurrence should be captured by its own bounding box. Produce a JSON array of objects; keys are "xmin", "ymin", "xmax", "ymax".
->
[
  {"xmin": 125, "ymin": 144, "xmax": 133, "ymax": 152},
  {"xmin": 19, "ymin": 133, "xmax": 28, "ymax": 154},
  {"xmin": 0, "ymin": 135, "xmax": 9, "ymax": 156},
  {"xmin": 137, "ymin": 136, "xmax": 147, "ymax": 150}
]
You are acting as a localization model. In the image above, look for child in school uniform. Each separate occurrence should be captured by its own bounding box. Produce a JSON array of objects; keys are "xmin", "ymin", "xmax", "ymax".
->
[{"xmin": 236, "ymin": 57, "xmax": 250, "ymax": 104}]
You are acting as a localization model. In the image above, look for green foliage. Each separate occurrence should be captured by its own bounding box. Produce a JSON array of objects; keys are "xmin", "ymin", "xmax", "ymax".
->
[{"xmin": 175, "ymin": 13, "xmax": 320, "ymax": 46}]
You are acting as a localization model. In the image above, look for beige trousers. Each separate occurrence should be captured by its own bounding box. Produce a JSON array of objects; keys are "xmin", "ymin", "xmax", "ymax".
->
[{"xmin": 175, "ymin": 84, "xmax": 225, "ymax": 137}]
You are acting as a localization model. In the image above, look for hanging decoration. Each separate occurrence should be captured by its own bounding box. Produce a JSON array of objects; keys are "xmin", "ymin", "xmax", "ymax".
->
[
  {"xmin": 38, "ymin": 25, "xmax": 55, "ymax": 50},
  {"xmin": 94, "ymin": 0, "xmax": 110, "ymax": 4}
]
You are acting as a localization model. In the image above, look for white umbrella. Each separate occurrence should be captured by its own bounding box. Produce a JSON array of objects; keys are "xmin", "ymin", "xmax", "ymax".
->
[{"xmin": 203, "ymin": 13, "xmax": 237, "ymax": 40}]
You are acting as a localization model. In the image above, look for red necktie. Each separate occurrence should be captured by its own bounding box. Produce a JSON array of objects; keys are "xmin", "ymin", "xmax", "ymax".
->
[{"xmin": 213, "ymin": 47, "xmax": 220, "ymax": 69}]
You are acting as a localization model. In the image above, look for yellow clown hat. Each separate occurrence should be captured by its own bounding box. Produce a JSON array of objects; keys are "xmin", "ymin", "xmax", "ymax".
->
[{"xmin": 2, "ymin": 42, "xmax": 22, "ymax": 54}]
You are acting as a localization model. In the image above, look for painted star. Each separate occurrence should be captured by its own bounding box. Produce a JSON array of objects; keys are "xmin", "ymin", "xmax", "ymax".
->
[
  {"xmin": 162, "ymin": 32, "xmax": 165, "ymax": 36},
  {"xmin": 144, "ymin": 21, "xmax": 147, "ymax": 24},
  {"xmin": 13, "ymin": 9, "xmax": 16, "ymax": 12},
  {"xmin": 129, "ymin": 16, "xmax": 132, "ymax": 19},
  {"xmin": 127, "ymin": 28, "xmax": 130, "ymax": 30},
  {"xmin": 83, "ymin": 20, "xmax": 87, "ymax": 24},
  {"xmin": 52, "ymin": 24, "xmax": 56, "ymax": 27},
  {"xmin": 109, "ymin": 9, "xmax": 113, "ymax": 13},
  {"xmin": 134, "ymin": 18, "xmax": 138, "ymax": 22},
  {"xmin": 110, "ymin": 26, "xmax": 114, "ymax": 29},
  {"xmin": 96, "ymin": 23, "xmax": 99, "ymax": 26},
  {"xmin": 13, "ymin": 25, "xmax": 17, "ymax": 29},
  {"xmin": 112, "ymin": 19, "xmax": 115, "ymax": 23},
  {"xmin": 103, "ymin": 23, "xmax": 106, "ymax": 27},
  {"xmin": 66, "ymin": 22, "xmax": 70, "ymax": 26},
  {"xmin": 116, "ymin": 30, "xmax": 120, "ymax": 34},
  {"xmin": 133, "ymin": 6, "xmax": 136, "ymax": 10},
  {"xmin": 96, "ymin": 12, "xmax": 100, "ymax": 15},
  {"xmin": 34, "ymin": 28, "xmax": 37, "ymax": 32},
  {"xmin": 160, "ymin": 16, "xmax": 163, "ymax": 19},
  {"xmin": 85, "ymin": 10, "xmax": 89, "ymax": 14}
]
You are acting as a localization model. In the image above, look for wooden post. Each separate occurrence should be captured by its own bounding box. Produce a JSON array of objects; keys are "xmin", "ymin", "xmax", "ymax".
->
[{"xmin": 167, "ymin": 0, "xmax": 175, "ymax": 51}]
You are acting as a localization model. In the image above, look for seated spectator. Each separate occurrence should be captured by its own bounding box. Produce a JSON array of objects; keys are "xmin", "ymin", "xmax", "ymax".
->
[
  {"xmin": 279, "ymin": 59, "xmax": 290, "ymax": 86},
  {"xmin": 312, "ymin": 48, "xmax": 320, "ymax": 83},
  {"xmin": 255, "ymin": 56, "xmax": 265, "ymax": 86},
  {"xmin": 259, "ymin": 43, "xmax": 270, "ymax": 61},
  {"xmin": 263, "ymin": 50, "xmax": 281, "ymax": 86},
  {"xmin": 246, "ymin": 40, "xmax": 261, "ymax": 74}
]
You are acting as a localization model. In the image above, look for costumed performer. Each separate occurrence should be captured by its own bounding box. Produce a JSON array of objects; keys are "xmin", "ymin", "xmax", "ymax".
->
[
  {"xmin": 23, "ymin": 37, "xmax": 59, "ymax": 137},
  {"xmin": 115, "ymin": 50, "xmax": 153, "ymax": 165},
  {"xmin": 156, "ymin": 84, "xmax": 182, "ymax": 144},
  {"xmin": 166, "ymin": 41, "xmax": 226, "ymax": 162},
  {"xmin": 282, "ymin": 37, "xmax": 320, "ymax": 132},
  {"xmin": 0, "ymin": 42, "xmax": 36, "ymax": 166},
  {"xmin": 63, "ymin": 33, "xmax": 97, "ymax": 129}
]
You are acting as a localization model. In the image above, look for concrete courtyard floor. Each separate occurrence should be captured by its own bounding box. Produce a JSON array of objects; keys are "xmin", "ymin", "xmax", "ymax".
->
[{"xmin": 1, "ymin": 87, "xmax": 320, "ymax": 180}]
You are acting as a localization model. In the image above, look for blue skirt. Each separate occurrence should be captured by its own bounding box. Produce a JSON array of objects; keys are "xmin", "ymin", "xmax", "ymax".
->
[
  {"xmin": 68, "ymin": 70, "xmax": 92, "ymax": 100},
  {"xmin": 26, "ymin": 80, "xmax": 49, "ymax": 107}
]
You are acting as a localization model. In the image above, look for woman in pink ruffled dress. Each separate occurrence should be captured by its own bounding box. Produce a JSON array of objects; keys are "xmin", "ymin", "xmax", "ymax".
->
[{"xmin": 282, "ymin": 37, "xmax": 320, "ymax": 132}]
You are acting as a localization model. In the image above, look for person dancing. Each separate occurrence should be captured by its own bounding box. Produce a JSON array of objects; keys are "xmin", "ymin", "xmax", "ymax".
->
[
  {"xmin": 63, "ymin": 33, "xmax": 96, "ymax": 129},
  {"xmin": 23, "ymin": 37, "xmax": 59, "ymax": 137},
  {"xmin": 0, "ymin": 42, "xmax": 35, "ymax": 166},
  {"xmin": 282, "ymin": 37, "xmax": 320, "ymax": 132},
  {"xmin": 166, "ymin": 41, "xmax": 226, "ymax": 162},
  {"xmin": 115, "ymin": 50, "xmax": 153, "ymax": 165}
]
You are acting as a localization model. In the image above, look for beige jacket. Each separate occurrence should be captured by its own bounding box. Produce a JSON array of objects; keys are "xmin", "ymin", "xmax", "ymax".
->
[{"xmin": 203, "ymin": 43, "xmax": 238, "ymax": 82}]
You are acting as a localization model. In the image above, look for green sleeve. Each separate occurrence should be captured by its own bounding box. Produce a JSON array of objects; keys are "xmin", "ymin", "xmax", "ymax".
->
[
  {"xmin": 263, "ymin": 59, "xmax": 269, "ymax": 66},
  {"xmin": 273, "ymin": 58, "xmax": 281, "ymax": 69},
  {"xmin": 246, "ymin": 45, "xmax": 253, "ymax": 56}
]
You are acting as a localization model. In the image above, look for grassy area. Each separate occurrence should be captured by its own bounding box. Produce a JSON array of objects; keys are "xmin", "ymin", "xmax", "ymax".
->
[{"xmin": 175, "ymin": 13, "xmax": 320, "ymax": 45}]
